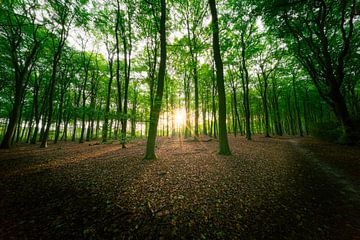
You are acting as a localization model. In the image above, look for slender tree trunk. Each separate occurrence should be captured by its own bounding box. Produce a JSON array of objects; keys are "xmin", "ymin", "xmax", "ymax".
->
[
  {"xmin": 20, "ymin": 120, "xmax": 28, "ymax": 142},
  {"xmin": 263, "ymin": 76, "xmax": 270, "ymax": 137},
  {"xmin": 271, "ymin": 78, "xmax": 282, "ymax": 136},
  {"xmin": 286, "ymin": 94, "xmax": 295, "ymax": 135},
  {"xmin": 39, "ymin": 113, "xmax": 47, "ymax": 141},
  {"xmin": 15, "ymin": 102, "xmax": 24, "ymax": 143},
  {"xmin": 202, "ymin": 94, "xmax": 207, "ymax": 135},
  {"xmin": 72, "ymin": 88, "xmax": 82, "ymax": 141},
  {"xmin": 115, "ymin": 0, "xmax": 123, "ymax": 141},
  {"xmin": 185, "ymin": 19, "xmax": 199, "ymax": 138},
  {"xmin": 31, "ymin": 121, "xmax": 40, "ymax": 144},
  {"xmin": 27, "ymin": 77, "xmax": 38, "ymax": 143},
  {"xmin": 120, "ymin": 9, "xmax": 133, "ymax": 148},
  {"xmin": 61, "ymin": 111, "xmax": 70, "ymax": 141},
  {"xmin": 209, "ymin": 0, "xmax": 231, "ymax": 155},
  {"xmin": 144, "ymin": 0, "xmax": 167, "ymax": 160},
  {"xmin": 103, "ymin": 59, "xmax": 114, "ymax": 143},
  {"xmin": 26, "ymin": 115, "xmax": 34, "ymax": 143},
  {"xmin": 86, "ymin": 123, "xmax": 91, "ymax": 142},
  {"xmin": 232, "ymin": 86, "xmax": 242, "ymax": 136},
  {"xmin": 210, "ymin": 65, "xmax": 217, "ymax": 138},
  {"xmin": 131, "ymin": 103, "xmax": 137, "ymax": 138},
  {"xmin": 72, "ymin": 119, "xmax": 77, "ymax": 141},
  {"xmin": 54, "ymin": 89, "xmax": 65, "ymax": 143},
  {"xmin": 95, "ymin": 112, "xmax": 100, "ymax": 139},
  {"xmin": 1, "ymin": 79, "xmax": 24, "ymax": 148},
  {"xmin": 30, "ymin": 71, "xmax": 41, "ymax": 144},
  {"xmin": 240, "ymin": 40, "xmax": 251, "ymax": 140},
  {"xmin": 303, "ymin": 88, "xmax": 310, "ymax": 135},
  {"xmin": 231, "ymin": 95, "xmax": 236, "ymax": 136},
  {"xmin": 109, "ymin": 119, "xmax": 113, "ymax": 139},
  {"xmin": 1, "ymin": 38, "xmax": 40, "ymax": 148},
  {"xmin": 79, "ymin": 78, "xmax": 88, "ymax": 143},
  {"xmin": 40, "ymin": 36, "xmax": 66, "ymax": 148},
  {"xmin": 79, "ymin": 54, "xmax": 92, "ymax": 143},
  {"xmin": 292, "ymin": 73, "xmax": 303, "ymax": 136},
  {"xmin": 184, "ymin": 74, "xmax": 191, "ymax": 138}
]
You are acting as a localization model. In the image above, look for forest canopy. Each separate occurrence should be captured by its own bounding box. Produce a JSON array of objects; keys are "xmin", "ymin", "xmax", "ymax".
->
[{"xmin": 0, "ymin": 0, "xmax": 359, "ymax": 155}]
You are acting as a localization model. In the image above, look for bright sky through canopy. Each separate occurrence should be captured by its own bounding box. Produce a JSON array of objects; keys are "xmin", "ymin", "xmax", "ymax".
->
[{"xmin": 174, "ymin": 108, "xmax": 186, "ymax": 126}]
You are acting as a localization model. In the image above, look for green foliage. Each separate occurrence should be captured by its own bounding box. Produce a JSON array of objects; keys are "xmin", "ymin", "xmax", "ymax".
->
[
  {"xmin": 0, "ymin": 0, "xmax": 359, "ymax": 148},
  {"xmin": 310, "ymin": 121, "xmax": 343, "ymax": 143}
]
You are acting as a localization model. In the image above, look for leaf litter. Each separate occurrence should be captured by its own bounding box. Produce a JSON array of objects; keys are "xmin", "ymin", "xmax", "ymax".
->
[{"xmin": 0, "ymin": 136, "xmax": 359, "ymax": 239}]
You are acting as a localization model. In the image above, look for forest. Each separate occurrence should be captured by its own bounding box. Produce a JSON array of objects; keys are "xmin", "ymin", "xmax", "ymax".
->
[{"xmin": 0, "ymin": 0, "xmax": 359, "ymax": 239}]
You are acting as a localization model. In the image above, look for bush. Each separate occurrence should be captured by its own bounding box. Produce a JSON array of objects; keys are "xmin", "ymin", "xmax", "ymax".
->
[
  {"xmin": 311, "ymin": 120, "xmax": 360, "ymax": 144},
  {"xmin": 310, "ymin": 121, "xmax": 343, "ymax": 142}
]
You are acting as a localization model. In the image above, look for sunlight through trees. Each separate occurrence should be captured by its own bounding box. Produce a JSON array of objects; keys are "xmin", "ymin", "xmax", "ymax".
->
[{"xmin": 0, "ymin": 0, "xmax": 359, "ymax": 153}]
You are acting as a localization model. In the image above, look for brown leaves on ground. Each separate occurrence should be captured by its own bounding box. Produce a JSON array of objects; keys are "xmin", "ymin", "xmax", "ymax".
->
[{"xmin": 0, "ymin": 136, "xmax": 359, "ymax": 239}]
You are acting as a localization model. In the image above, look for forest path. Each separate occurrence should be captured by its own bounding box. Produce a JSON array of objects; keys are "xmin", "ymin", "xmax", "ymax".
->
[
  {"xmin": 289, "ymin": 138, "xmax": 359, "ymax": 202},
  {"xmin": 0, "ymin": 136, "xmax": 359, "ymax": 239}
]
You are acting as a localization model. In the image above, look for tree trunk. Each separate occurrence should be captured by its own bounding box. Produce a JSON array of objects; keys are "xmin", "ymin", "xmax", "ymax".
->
[
  {"xmin": 54, "ymin": 89, "xmax": 65, "ymax": 143},
  {"xmin": 262, "ymin": 75, "xmax": 270, "ymax": 137},
  {"xmin": 231, "ymin": 95, "xmax": 236, "ymax": 136},
  {"xmin": 240, "ymin": 36, "xmax": 251, "ymax": 140},
  {"xmin": 1, "ymin": 32, "xmax": 40, "ymax": 148},
  {"xmin": 330, "ymin": 86, "xmax": 356, "ymax": 143},
  {"xmin": 286, "ymin": 94, "xmax": 295, "ymax": 135},
  {"xmin": 209, "ymin": 0, "xmax": 231, "ymax": 155},
  {"xmin": 102, "ymin": 59, "xmax": 114, "ymax": 143},
  {"xmin": 40, "ymin": 35, "xmax": 66, "ymax": 148},
  {"xmin": 292, "ymin": 74, "xmax": 303, "ymax": 137},
  {"xmin": 202, "ymin": 94, "xmax": 208, "ymax": 135},
  {"xmin": 95, "ymin": 112, "xmax": 100, "ymax": 139},
  {"xmin": 211, "ymin": 69, "xmax": 217, "ymax": 138},
  {"xmin": 31, "ymin": 73, "xmax": 41, "ymax": 144},
  {"xmin": 120, "ymin": 8, "xmax": 133, "ymax": 148},
  {"xmin": 1, "ymin": 77, "xmax": 24, "ymax": 148},
  {"xmin": 144, "ymin": 0, "xmax": 167, "ymax": 160},
  {"xmin": 79, "ymin": 78, "xmax": 88, "ymax": 143},
  {"xmin": 271, "ymin": 78, "xmax": 283, "ymax": 136},
  {"xmin": 303, "ymin": 88, "xmax": 310, "ymax": 135},
  {"xmin": 15, "ymin": 101, "xmax": 24, "ymax": 143},
  {"xmin": 61, "ymin": 111, "xmax": 70, "ymax": 141}
]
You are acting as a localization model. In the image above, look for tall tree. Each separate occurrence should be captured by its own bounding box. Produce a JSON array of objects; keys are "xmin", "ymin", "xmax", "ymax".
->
[
  {"xmin": 257, "ymin": 0, "xmax": 358, "ymax": 143},
  {"xmin": 178, "ymin": 0, "xmax": 207, "ymax": 138},
  {"xmin": 0, "ymin": 2, "xmax": 44, "ymax": 148},
  {"xmin": 40, "ymin": 0, "xmax": 76, "ymax": 148},
  {"xmin": 102, "ymin": 40, "xmax": 115, "ymax": 143},
  {"xmin": 209, "ymin": 0, "xmax": 231, "ymax": 155},
  {"xmin": 255, "ymin": 37, "xmax": 281, "ymax": 137},
  {"xmin": 119, "ymin": 0, "xmax": 134, "ymax": 148},
  {"xmin": 144, "ymin": 0, "xmax": 167, "ymax": 160}
]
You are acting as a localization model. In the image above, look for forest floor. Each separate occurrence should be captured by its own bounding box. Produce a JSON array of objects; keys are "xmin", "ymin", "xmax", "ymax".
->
[{"xmin": 0, "ymin": 135, "xmax": 359, "ymax": 240}]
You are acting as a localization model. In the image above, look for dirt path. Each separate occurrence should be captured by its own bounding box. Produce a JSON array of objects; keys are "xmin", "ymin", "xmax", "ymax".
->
[
  {"xmin": 289, "ymin": 138, "xmax": 359, "ymax": 202},
  {"xmin": 0, "ymin": 136, "xmax": 359, "ymax": 239}
]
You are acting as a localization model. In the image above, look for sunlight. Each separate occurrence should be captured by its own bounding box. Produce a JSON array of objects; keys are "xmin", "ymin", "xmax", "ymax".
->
[{"xmin": 174, "ymin": 108, "xmax": 186, "ymax": 126}]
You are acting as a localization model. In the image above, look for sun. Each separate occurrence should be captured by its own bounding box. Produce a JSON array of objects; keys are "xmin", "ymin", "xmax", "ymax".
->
[{"xmin": 174, "ymin": 108, "xmax": 186, "ymax": 126}]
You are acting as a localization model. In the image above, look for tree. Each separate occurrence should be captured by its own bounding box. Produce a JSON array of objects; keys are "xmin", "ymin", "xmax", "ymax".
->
[
  {"xmin": 208, "ymin": 0, "xmax": 231, "ymax": 155},
  {"xmin": 223, "ymin": 0, "xmax": 259, "ymax": 140},
  {"xmin": 40, "ymin": 0, "xmax": 77, "ymax": 148},
  {"xmin": 1, "ymin": 0, "xmax": 358, "ymax": 150},
  {"xmin": 256, "ymin": 0, "xmax": 359, "ymax": 143},
  {"xmin": 119, "ymin": 0, "xmax": 134, "ymax": 148},
  {"xmin": 0, "ymin": 2, "xmax": 44, "ymax": 148},
  {"xmin": 144, "ymin": 0, "xmax": 167, "ymax": 160},
  {"xmin": 102, "ymin": 40, "xmax": 115, "ymax": 143},
  {"xmin": 254, "ymin": 35, "xmax": 281, "ymax": 137},
  {"xmin": 178, "ymin": 0, "xmax": 207, "ymax": 139}
]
